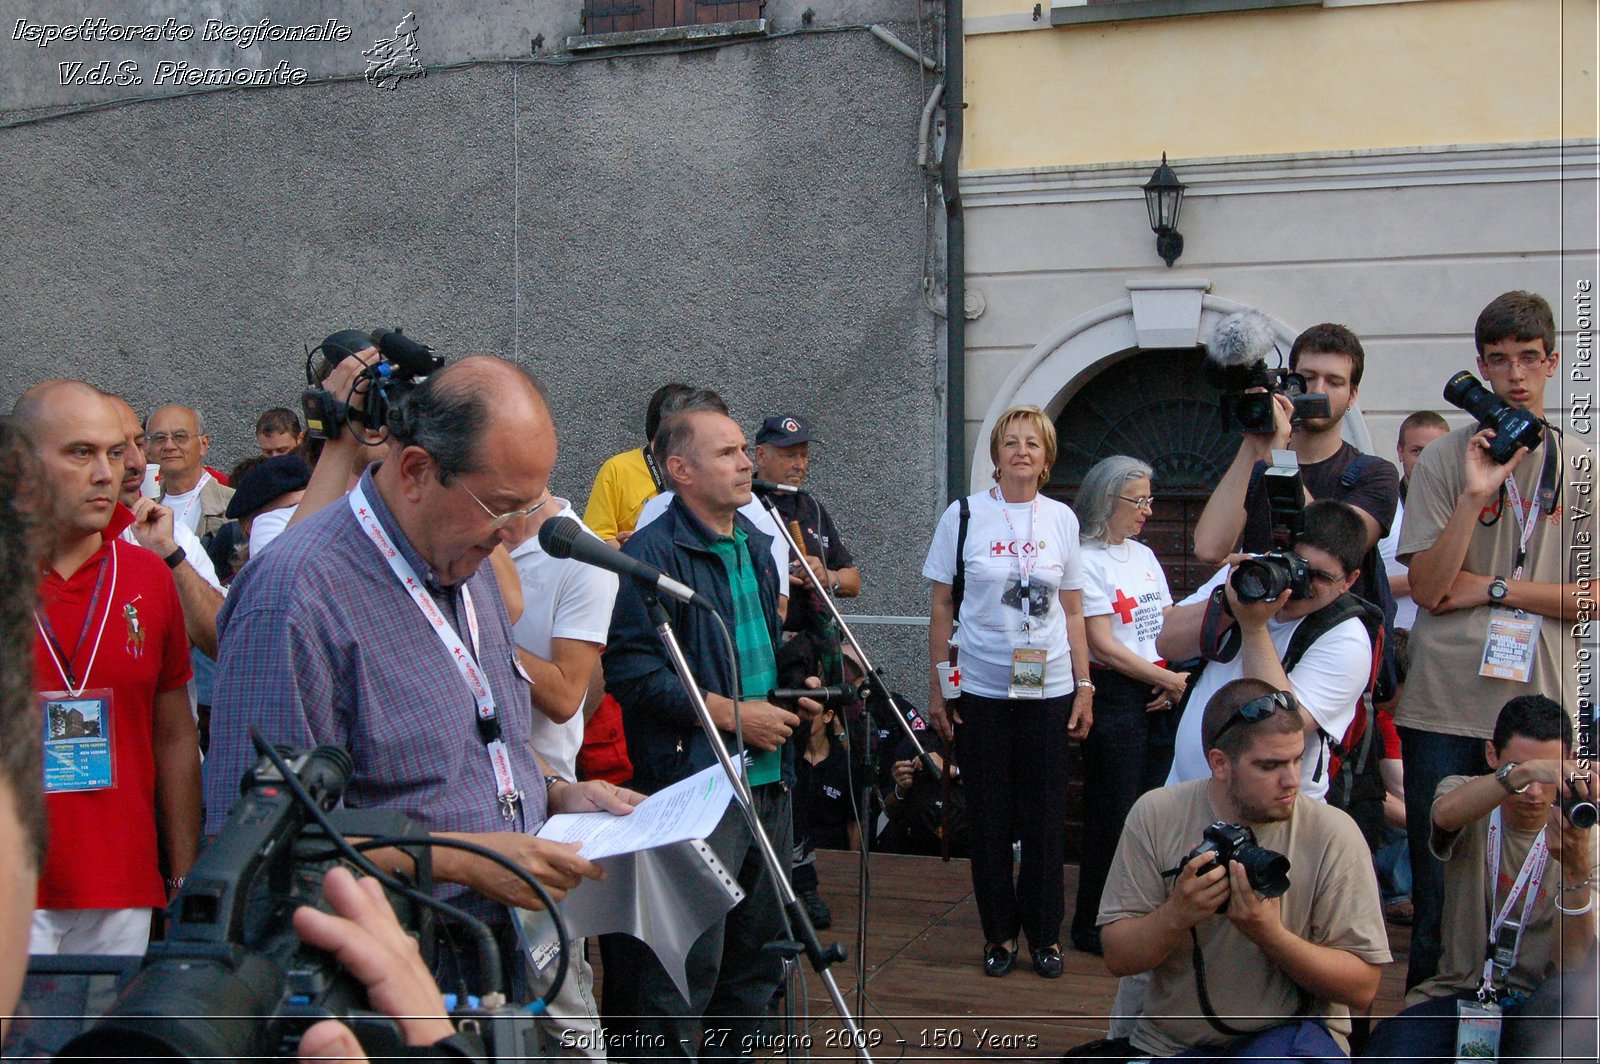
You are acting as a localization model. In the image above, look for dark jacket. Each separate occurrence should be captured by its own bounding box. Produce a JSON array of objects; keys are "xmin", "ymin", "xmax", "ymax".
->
[{"xmin": 604, "ymin": 496, "xmax": 789, "ymax": 792}]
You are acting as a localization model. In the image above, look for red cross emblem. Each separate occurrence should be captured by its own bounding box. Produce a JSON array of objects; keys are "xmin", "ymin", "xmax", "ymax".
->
[
  {"xmin": 1111, "ymin": 588, "xmax": 1139, "ymax": 625},
  {"xmin": 991, "ymin": 541, "xmax": 1008, "ymax": 556}
]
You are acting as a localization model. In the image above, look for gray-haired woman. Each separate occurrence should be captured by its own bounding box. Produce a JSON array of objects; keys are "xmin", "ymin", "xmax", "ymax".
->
[{"xmin": 1068, "ymin": 455, "xmax": 1189, "ymax": 956}]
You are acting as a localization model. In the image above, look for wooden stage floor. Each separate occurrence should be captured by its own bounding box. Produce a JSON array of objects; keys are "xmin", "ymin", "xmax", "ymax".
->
[{"xmin": 600, "ymin": 848, "xmax": 1413, "ymax": 1060}]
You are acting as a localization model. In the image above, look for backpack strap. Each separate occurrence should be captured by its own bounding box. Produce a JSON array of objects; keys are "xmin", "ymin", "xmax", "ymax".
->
[
  {"xmin": 1284, "ymin": 592, "xmax": 1384, "ymax": 784},
  {"xmin": 950, "ymin": 496, "xmax": 971, "ymax": 627}
]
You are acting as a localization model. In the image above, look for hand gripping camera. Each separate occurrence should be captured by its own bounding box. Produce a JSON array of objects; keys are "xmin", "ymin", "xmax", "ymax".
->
[
  {"xmin": 302, "ymin": 327, "xmax": 445, "ymax": 441},
  {"xmin": 56, "ymin": 744, "xmax": 540, "ymax": 1063},
  {"xmin": 1177, "ymin": 822, "xmax": 1292, "ymax": 912}
]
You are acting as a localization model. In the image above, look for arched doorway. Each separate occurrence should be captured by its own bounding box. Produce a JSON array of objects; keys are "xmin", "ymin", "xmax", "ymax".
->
[{"xmin": 1045, "ymin": 347, "xmax": 1234, "ymax": 598}]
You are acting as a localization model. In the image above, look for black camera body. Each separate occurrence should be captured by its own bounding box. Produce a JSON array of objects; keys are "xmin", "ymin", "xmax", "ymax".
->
[
  {"xmin": 56, "ymin": 745, "xmax": 538, "ymax": 1063},
  {"xmin": 1211, "ymin": 362, "xmax": 1332, "ymax": 436},
  {"xmin": 303, "ymin": 327, "xmax": 445, "ymax": 441},
  {"xmin": 1179, "ymin": 822, "xmax": 1292, "ymax": 910},
  {"xmin": 1231, "ymin": 551, "xmax": 1313, "ymax": 604},
  {"xmin": 1442, "ymin": 370, "xmax": 1543, "ymax": 464}
]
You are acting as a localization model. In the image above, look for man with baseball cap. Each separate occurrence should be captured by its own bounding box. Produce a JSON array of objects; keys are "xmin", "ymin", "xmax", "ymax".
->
[{"xmin": 753, "ymin": 414, "xmax": 859, "ymax": 634}]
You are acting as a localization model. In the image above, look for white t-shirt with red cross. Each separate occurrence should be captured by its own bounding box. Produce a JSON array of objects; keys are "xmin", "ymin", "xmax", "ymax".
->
[
  {"xmin": 922, "ymin": 489, "xmax": 1084, "ymax": 699},
  {"xmin": 1080, "ymin": 538, "xmax": 1172, "ymax": 665}
]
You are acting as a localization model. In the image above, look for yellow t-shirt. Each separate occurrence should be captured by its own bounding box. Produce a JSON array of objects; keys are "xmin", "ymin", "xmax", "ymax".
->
[{"xmin": 582, "ymin": 448, "xmax": 658, "ymax": 543}]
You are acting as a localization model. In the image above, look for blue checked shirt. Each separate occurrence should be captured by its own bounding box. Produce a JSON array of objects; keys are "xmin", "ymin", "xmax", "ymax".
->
[{"xmin": 204, "ymin": 466, "xmax": 548, "ymax": 918}]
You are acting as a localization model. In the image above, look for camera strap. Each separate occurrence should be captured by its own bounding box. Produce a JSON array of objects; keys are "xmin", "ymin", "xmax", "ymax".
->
[
  {"xmin": 1189, "ymin": 926, "xmax": 1311, "ymax": 1037},
  {"xmin": 348, "ymin": 484, "xmax": 524, "ymax": 823},
  {"xmin": 1479, "ymin": 808, "xmax": 1549, "ymax": 999},
  {"xmin": 641, "ymin": 444, "xmax": 667, "ymax": 493}
]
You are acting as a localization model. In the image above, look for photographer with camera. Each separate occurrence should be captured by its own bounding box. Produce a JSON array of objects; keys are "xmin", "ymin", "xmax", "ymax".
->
[
  {"xmin": 206, "ymin": 356, "xmax": 641, "ymax": 998},
  {"xmin": 1159, "ymin": 501, "xmax": 1378, "ymax": 805},
  {"xmin": 1364, "ymin": 695, "xmax": 1596, "ymax": 1063},
  {"xmin": 1394, "ymin": 290, "xmax": 1588, "ymax": 988},
  {"xmin": 1098, "ymin": 677, "xmax": 1390, "ymax": 1060}
]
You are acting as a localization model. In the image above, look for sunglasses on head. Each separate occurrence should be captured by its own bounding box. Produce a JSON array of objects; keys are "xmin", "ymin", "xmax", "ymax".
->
[{"xmin": 1211, "ymin": 690, "xmax": 1297, "ymax": 746}]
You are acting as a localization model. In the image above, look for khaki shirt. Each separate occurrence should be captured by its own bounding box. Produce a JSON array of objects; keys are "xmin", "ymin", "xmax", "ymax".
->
[
  {"xmin": 1396, "ymin": 426, "xmax": 1582, "ymax": 738},
  {"xmin": 1099, "ymin": 780, "xmax": 1391, "ymax": 1058}
]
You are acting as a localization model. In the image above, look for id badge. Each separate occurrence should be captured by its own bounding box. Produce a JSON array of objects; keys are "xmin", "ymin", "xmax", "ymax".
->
[
  {"xmin": 1009, "ymin": 647, "xmax": 1046, "ymax": 699},
  {"xmin": 513, "ymin": 903, "xmax": 564, "ymax": 976},
  {"xmin": 40, "ymin": 689, "xmax": 116, "ymax": 793},
  {"xmin": 1479, "ymin": 608, "xmax": 1540, "ymax": 682},
  {"xmin": 1455, "ymin": 998, "xmax": 1502, "ymax": 1061}
]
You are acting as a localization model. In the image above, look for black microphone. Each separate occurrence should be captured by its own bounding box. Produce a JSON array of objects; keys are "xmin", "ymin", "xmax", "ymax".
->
[
  {"xmin": 767, "ymin": 682, "xmax": 857, "ymax": 707},
  {"xmin": 752, "ymin": 478, "xmax": 809, "ymax": 496},
  {"xmin": 538, "ymin": 516, "xmax": 712, "ymax": 610}
]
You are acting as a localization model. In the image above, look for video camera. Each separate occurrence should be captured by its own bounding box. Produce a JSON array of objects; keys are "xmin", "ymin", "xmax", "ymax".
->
[
  {"xmin": 1176, "ymin": 822, "xmax": 1291, "ymax": 912},
  {"xmin": 1442, "ymin": 370, "xmax": 1544, "ymax": 464},
  {"xmin": 302, "ymin": 327, "xmax": 445, "ymax": 442},
  {"xmin": 54, "ymin": 743, "xmax": 541, "ymax": 1063},
  {"xmin": 1205, "ymin": 312, "xmax": 1331, "ymax": 435}
]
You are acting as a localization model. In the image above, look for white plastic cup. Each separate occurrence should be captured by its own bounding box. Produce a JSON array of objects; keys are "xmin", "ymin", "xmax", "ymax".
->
[{"xmin": 936, "ymin": 661, "xmax": 961, "ymax": 699}]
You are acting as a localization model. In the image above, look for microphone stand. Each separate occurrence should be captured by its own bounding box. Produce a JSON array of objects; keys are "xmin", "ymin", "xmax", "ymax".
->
[
  {"xmin": 639, "ymin": 588, "xmax": 873, "ymax": 1064},
  {"xmin": 756, "ymin": 491, "xmax": 939, "ymax": 1020}
]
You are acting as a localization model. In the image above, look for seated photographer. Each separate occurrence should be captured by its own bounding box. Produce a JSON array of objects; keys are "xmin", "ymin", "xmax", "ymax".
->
[
  {"xmin": 206, "ymin": 357, "xmax": 641, "ymax": 998},
  {"xmin": 1099, "ymin": 678, "xmax": 1391, "ymax": 1061},
  {"xmin": 1159, "ymin": 501, "xmax": 1377, "ymax": 804},
  {"xmin": 1363, "ymin": 695, "xmax": 1597, "ymax": 1063}
]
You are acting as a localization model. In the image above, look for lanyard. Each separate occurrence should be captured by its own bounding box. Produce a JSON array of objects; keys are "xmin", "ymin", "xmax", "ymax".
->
[
  {"xmin": 994, "ymin": 490, "xmax": 1039, "ymax": 589},
  {"xmin": 165, "ymin": 470, "xmax": 211, "ymax": 531},
  {"xmin": 348, "ymin": 485, "xmax": 524, "ymax": 823},
  {"xmin": 1501, "ymin": 454, "xmax": 1545, "ymax": 581},
  {"xmin": 34, "ymin": 551, "xmax": 116, "ymax": 696},
  {"xmin": 1480, "ymin": 808, "xmax": 1549, "ymax": 995}
]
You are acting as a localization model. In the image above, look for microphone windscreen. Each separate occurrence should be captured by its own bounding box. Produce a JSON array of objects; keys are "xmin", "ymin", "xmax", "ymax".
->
[
  {"xmin": 538, "ymin": 515, "xmax": 586, "ymax": 560},
  {"xmin": 1205, "ymin": 310, "xmax": 1277, "ymax": 369}
]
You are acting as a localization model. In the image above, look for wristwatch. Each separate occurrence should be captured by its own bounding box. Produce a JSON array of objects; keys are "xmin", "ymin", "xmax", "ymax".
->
[
  {"xmin": 1487, "ymin": 576, "xmax": 1509, "ymax": 603},
  {"xmin": 1495, "ymin": 762, "xmax": 1529, "ymax": 795}
]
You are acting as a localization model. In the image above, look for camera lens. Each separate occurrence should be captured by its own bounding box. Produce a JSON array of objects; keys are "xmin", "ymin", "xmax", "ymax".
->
[
  {"xmin": 1235, "ymin": 844, "xmax": 1292, "ymax": 898},
  {"xmin": 1564, "ymin": 796, "xmax": 1598, "ymax": 831},
  {"xmin": 1231, "ymin": 556, "xmax": 1288, "ymax": 603}
]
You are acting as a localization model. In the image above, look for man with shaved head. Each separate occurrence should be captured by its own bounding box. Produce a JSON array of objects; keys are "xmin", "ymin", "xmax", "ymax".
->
[
  {"xmin": 11, "ymin": 380, "xmax": 200, "ymax": 956},
  {"xmin": 205, "ymin": 355, "xmax": 642, "ymax": 996},
  {"xmin": 147, "ymin": 403, "xmax": 233, "ymax": 543}
]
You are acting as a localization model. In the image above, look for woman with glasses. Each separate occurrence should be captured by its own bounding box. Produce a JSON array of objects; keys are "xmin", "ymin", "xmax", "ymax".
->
[
  {"xmin": 921, "ymin": 405, "xmax": 1093, "ymax": 979},
  {"xmin": 1067, "ymin": 456, "xmax": 1188, "ymax": 956}
]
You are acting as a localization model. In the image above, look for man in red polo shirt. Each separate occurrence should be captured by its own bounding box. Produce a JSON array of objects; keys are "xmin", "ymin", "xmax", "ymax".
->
[{"xmin": 12, "ymin": 380, "xmax": 199, "ymax": 956}]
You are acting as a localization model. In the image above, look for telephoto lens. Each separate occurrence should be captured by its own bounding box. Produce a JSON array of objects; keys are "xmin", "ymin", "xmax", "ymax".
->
[{"xmin": 1442, "ymin": 370, "xmax": 1543, "ymax": 463}]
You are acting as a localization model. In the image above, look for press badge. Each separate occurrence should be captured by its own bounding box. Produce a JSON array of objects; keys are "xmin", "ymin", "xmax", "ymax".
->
[
  {"xmin": 40, "ymin": 688, "xmax": 115, "ymax": 793},
  {"xmin": 1479, "ymin": 609, "xmax": 1540, "ymax": 682},
  {"xmin": 515, "ymin": 904, "xmax": 564, "ymax": 975},
  {"xmin": 1455, "ymin": 998, "xmax": 1502, "ymax": 1061},
  {"xmin": 1009, "ymin": 648, "xmax": 1047, "ymax": 699}
]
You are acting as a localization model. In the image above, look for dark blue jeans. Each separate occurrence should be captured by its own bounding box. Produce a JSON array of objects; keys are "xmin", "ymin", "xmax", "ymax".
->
[
  {"xmin": 1397, "ymin": 727, "xmax": 1489, "ymax": 989},
  {"xmin": 1364, "ymin": 977, "xmax": 1598, "ymax": 1064},
  {"xmin": 955, "ymin": 690, "xmax": 1072, "ymax": 951},
  {"xmin": 1073, "ymin": 668, "xmax": 1176, "ymax": 940}
]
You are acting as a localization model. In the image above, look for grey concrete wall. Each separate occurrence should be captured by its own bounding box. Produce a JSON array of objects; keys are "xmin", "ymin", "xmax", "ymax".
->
[{"xmin": 0, "ymin": 2, "xmax": 947, "ymax": 686}]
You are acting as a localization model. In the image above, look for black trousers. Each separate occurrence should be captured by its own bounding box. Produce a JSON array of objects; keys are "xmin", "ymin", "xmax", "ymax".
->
[
  {"xmin": 954, "ymin": 689, "xmax": 1073, "ymax": 950},
  {"xmin": 1072, "ymin": 668, "xmax": 1177, "ymax": 940}
]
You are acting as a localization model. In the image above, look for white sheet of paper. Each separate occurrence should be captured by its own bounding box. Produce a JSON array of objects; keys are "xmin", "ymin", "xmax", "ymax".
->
[{"xmin": 536, "ymin": 764, "xmax": 734, "ymax": 859}]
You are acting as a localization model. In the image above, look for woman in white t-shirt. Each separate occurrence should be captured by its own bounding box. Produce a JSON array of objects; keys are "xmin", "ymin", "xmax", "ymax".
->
[
  {"xmin": 922, "ymin": 405, "xmax": 1092, "ymax": 980},
  {"xmin": 1067, "ymin": 456, "xmax": 1189, "ymax": 957}
]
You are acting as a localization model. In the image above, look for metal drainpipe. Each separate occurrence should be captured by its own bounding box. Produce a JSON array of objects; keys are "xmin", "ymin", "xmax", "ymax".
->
[{"xmin": 942, "ymin": 0, "xmax": 966, "ymax": 501}]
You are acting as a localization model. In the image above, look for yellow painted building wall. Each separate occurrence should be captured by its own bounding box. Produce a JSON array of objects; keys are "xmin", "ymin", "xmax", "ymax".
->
[{"xmin": 964, "ymin": 0, "xmax": 1597, "ymax": 172}]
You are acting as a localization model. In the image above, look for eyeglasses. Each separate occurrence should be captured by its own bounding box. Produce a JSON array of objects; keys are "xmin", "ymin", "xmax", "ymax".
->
[
  {"xmin": 1481, "ymin": 353, "xmax": 1549, "ymax": 373},
  {"xmin": 147, "ymin": 431, "xmax": 196, "ymax": 447},
  {"xmin": 1307, "ymin": 565, "xmax": 1346, "ymax": 588},
  {"xmin": 1118, "ymin": 495, "xmax": 1156, "ymax": 511},
  {"xmin": 1210, "ymin": 690, "xmax": 1297, "ymax": 746},
  {"xmin": 461, "ymin": 482, "xmax": 548, "ymax": 531}
]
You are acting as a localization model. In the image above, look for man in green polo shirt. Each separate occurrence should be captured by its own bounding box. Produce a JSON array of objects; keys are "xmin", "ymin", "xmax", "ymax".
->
[{"xmin": 604, "ymin": 404, "xmax": 823, "ymax": 1060}]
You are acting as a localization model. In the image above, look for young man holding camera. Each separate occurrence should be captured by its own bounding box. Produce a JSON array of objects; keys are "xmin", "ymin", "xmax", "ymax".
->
[
  {"xmin": 1159, "ymin": 501, "xmax": 1376, "ymax": 804},
  {"xmin": 1364, "ymin": 695, "xmax": 1596, "ymax": 1062},
  {"xmin": 1193, "ymin": 323, "xmax": 1399, "ymax": 621},
  {"xmin": 1395, "ymin": 290, "xmax": 1587, "ymax": 987},
  {"xmin": 1099, "ymin": 677, "xmax": 1390, "ymax": 1060}
]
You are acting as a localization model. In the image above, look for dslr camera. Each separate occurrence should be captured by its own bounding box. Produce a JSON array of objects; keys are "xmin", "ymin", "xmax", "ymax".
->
[
  {"xmin": 1204, "ymin": 312, "xmax": 1332, "ymax": 435},
  {"xmin": 303, "ymin": 327, "xmax": 445, "ymax": 441},
  {"xmin": 1178, "ymin": 822, "xmax": 1292, "ymax": 911},
  {"xmin": 56, "ymin": 745, "xmax": 538, "ymax": 1063},
  {"xmin": 1231, "ymin": 552, "xmax": 1313, "ymax": 604},
  {"xmin": 1442, "ymin": 370, "xmax": 1544, "ymax": 464}
]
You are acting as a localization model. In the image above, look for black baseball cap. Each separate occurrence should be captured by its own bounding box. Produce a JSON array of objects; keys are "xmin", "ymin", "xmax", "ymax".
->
[
  {"xmin": 755, "ymin": 414, "xmax": 813, "ymax": 447},
  {"xmin": 225, "ymin": 454, "xmax": 311, "ymax": 520}
]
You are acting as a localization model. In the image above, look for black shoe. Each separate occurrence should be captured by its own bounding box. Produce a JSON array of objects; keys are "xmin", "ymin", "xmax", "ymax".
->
[
  {"xmin": 1071, "ymin": 927, "xmax": 1103, "ymax": 956},
  {"xmin": 1031, "ymin": 944, "xmax": 1064, "ymax": 979},
  {"xmin": 799, "ymin": 888, "xmax": 832, "ymax": 930},
  {"xmin": 983, "ymin": 942, "xmax": 1016, "ymax": 978}
]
